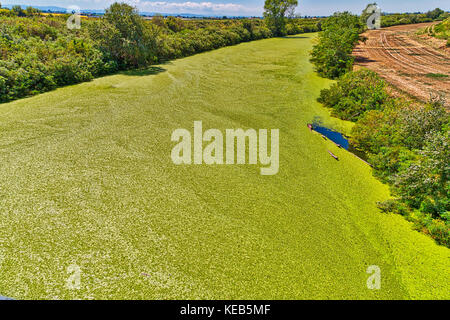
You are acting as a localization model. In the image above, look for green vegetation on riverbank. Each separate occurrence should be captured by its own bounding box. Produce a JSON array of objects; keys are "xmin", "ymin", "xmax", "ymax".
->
[
  {"xmin": 0, "ymin": 2, "xmax": 323, "ymax": 104},
  {"xmin": 311, "ymin": 9, "xmax": 450, "ymax": 247},
  {"xmin": 311, "ymin": 10, "xmax": 449, "ymax": 246},
  {"xmin": 320, "ymin": 70, "xmax": 449, "ymax": 246}
]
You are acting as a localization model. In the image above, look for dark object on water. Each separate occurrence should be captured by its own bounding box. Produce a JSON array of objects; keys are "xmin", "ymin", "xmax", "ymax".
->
[
  {"xmin": 328, "ymin": 150, "xmax": 339, "ymax": 160},
  {"xmin": 313, "ymin": 126, "xmax": 350, "ymax": 150}
]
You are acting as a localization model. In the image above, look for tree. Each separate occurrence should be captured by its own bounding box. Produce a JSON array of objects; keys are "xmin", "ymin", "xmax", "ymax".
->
[
  {"xmin": 398, "ymin": 99, "xmax": 448, "ymax": 150},
  {"xmin": 12, "ymin": 5, "xmax": 25, "ymax": 17},
  {"xmin": 394, "ymin": 131, "xmax": 449, "ymax": 216},
  {"xmin": 25, "ymin": 6, "xmax": 40, "ymax": 16},
  {"xmin": 165, "ymin": 16, "xmax": 184, "ymax": 32},
  {"xmin": 91, "ymin": 2, "xmax": 157, "ymax": 68},
  {"xmin": 310, "ymin": 12, "xmax": 364, "ymax": 78},
  {"xmin": 263, "ymin": 0, "xmax": 298, "ymax": 36},
  {"xmin": 151, "ymin": 14, "xmax": 165, "ymax": 28},
  {"xmin": 426, "ymin": 8, "xmax": 444, "ymax": 20}
]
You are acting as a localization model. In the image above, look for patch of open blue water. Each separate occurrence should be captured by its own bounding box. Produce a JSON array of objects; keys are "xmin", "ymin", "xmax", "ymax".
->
[{"xmin": 313, "ymin": 125, "xmax": 350, "ymax": 150}]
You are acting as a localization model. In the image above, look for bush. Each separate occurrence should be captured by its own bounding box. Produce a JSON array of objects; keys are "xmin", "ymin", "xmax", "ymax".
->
[
  {"xmin": 318, "ymin": 69, "xmax": 389, "ymax": 121},
  {"xmin": 377, "ymin": 199, "xmax": 408, "ymax": 216},
  {"xmin": 165, "ymin": 16, "xmax": 185, "ymax": 33},
  {"xmin": 394, "ymin": 131, "xmax": 449, "ymax": 214},
  {"xmin": 430, "ymin": 17, "xmax": 450, "ymax": 41},
  {"xmin": 415, "ymin": 216, "xmax": 449, "ymax": 247}
]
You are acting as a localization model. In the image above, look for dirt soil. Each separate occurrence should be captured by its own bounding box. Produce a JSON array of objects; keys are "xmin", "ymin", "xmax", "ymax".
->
[{"xmin": 353, "ymin": 22, "xmax": 450, "ymax": 104}]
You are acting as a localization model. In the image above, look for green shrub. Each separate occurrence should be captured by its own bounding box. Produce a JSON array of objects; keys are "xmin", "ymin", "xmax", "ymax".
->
[
  {"xmin": 416, "ymin": 217, "xmax": 449, "ymax": 247},
  {"xmin": 377, "ymin": 199, "xmax": 408, "ymax": 216},
  {"xmin": 318, "ymin": 69, "xmax": 389, "ymax": 121}
]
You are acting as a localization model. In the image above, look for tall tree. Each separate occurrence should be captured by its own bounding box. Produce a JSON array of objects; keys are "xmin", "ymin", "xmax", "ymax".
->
[
  {"xmin": 90, "ymin": 2, "xmax": 157, "ymax": 68},
  {"xmin": 263, "ymin": 0, "xmax": 298, "ymax": 36},
  {"xmin": 310, "ymin": 12, "xmax": 364, "ymax": 79},
  {"xmin": 426, "ymin": 8, "xmax": 444, "ymax": 20}
]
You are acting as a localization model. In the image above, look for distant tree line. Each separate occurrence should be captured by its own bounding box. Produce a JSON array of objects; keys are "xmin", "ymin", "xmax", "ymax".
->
[
  {"xmin": 0, "ymin": 2, "xmax": 324, "ymax": 103},
  {"xmin": 381, "ymin": 9, "xmax": 449, "ymax": 28}
]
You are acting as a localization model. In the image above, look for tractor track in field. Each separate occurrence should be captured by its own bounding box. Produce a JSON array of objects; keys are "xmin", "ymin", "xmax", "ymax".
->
[{"xmin": 353, "ymin": 22, "xmax": 450, "ymax": 104}]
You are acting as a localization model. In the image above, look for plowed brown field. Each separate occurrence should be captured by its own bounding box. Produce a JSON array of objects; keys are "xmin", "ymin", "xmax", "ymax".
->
[{"xmin": 353, "ymin": 22, "xmax": 450, "ymax": 104}]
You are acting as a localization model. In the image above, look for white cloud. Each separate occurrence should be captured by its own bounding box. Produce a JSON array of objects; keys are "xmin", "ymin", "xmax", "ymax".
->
[
  {"xmin": 115, "ymin": 1, "xmax": 255, "ymax": 15},
  {"xmin": 3, "ymin": 0, "xmax": 261, "ymax": 16}
]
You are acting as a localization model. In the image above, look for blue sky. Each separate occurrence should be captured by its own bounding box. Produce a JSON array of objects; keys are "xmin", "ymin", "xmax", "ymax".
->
[{"xmin": 3, "ymin": 0, "xmax": 450, "ymax": 16}]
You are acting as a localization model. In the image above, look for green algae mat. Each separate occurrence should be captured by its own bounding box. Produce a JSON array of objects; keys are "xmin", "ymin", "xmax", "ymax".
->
[{"xmin": 0, "ymin": 34, "xmax": 448, "ymax": 299}]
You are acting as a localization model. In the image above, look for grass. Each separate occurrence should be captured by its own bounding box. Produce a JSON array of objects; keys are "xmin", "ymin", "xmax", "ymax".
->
[
  {"xmin": 0, "ymin": 34, "xmax": 449, "ymax": 300},
  {"xmin": 433, "ymin": 17, "xmax": 450, "ymax": 40},
  {"xmin": 425, "ymin": 73, "xmax": 449, "ymax": 79}
]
